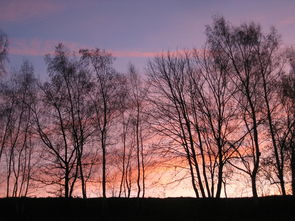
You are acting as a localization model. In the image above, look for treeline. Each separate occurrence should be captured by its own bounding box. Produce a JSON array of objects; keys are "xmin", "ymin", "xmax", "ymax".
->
[{"xmin": 0, "ymin": 17, "xmax": 294, "ymax": 198}]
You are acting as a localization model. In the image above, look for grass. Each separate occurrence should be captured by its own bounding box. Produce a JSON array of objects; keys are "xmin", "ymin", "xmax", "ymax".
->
[{"xmin": 0, "ymin": 196, "xmax": 294, "ymax": 220}]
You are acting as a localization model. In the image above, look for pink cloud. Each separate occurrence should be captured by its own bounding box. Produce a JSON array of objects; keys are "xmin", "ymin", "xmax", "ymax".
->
[
  {"xmin": 10, "ymin": 38, "xmax": 59, "ymax": 56},
  {"xmin": 112, "ymin": 49, "xmax": 199, "ymax": 58},
  {"xmin": 0, "ymin": 0, "xmax": 63, "ymax": 22},
  {"xmin": 9, "ymin": 38, "xmax": 197, "ymax": 59},
  {"xmin": 111, "ymin": 50, "xmax": 159, "ymax": 58},
  {"xmin": 279, "ymin": 16, "xmax": 295, "ymax": 25},
  {"xmin": 9, "ymin": 38, "xmax": 88, "ymax": 56}
]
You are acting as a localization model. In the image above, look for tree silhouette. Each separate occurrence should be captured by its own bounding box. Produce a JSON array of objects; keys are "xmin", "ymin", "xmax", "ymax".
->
[
  {"xmin": 280, "ymin": 48, "xmax": 295, "ymax": 195},
  {"xmin": 0, "ymin": 60, "xmax": 37, "ymax": 197},
  {"xmin": 0, "ymin": 30, "xmax": 8, "ymax": 75},
  {"xmin": 80, "ymin": 48, "xmax": 125, "ymax": 198},
  {"xmin": 205, "ymin": 16, "xmax": 282, "ymax": 197}
]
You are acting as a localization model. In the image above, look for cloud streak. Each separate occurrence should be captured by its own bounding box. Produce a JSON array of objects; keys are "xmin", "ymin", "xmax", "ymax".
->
[
  {"xmin": 0, "ymin": 0, "xmax": 63, "ymax": 22},
  {"xmin": 10, "ymin": 38, "xmax": 84, "ymax": 56},
  {"xmin": 279, "ymin": 16, "xmax": 295, "ymax": 26},
  {"xmin": 9, "ymin": 38, "xmax": 188, "ymax": 58},
  {"xmin": 111, "ymin": 50, "xmax": 161, "ymax": 58}
]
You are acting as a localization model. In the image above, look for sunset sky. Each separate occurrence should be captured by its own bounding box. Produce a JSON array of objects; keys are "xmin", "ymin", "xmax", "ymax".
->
[
  {"xmin": 2, "ymin": 0, "xmax": 295, "ymax": 198},
  {"xmin": 1, "ymin": 0, "xmax": 295, "ymax": 77}
]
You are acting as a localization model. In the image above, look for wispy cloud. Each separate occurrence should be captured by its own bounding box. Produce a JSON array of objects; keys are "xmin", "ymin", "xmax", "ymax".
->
[
  {"xmin": 111, "ymin": 50, "xmax": 159, "ymax": 58},
  {"xmin": 279, "ymin": 16, "xmax": 295, "ymax": 25},
  {"xmin": 0, "ymin": 0, "xmax": 63, "ymax": 22},
  {"xmin": 9, "ymin": 38, "xmax": 188, "ymax": 58},
  {"xmin": 10, "ymin": 38, "xmax": 84, "ymax": 56}
]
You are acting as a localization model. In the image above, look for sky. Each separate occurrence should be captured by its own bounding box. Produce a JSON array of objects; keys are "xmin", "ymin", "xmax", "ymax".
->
[{"xmin": 1, "ymin": 0, "xmax": 295, "ymax": 78}]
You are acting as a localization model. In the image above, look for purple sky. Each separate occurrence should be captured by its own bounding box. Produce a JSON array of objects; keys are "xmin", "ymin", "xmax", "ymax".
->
[{"xmin": 1, "ymin": 0, "xmax": 295, "ymax": 78}]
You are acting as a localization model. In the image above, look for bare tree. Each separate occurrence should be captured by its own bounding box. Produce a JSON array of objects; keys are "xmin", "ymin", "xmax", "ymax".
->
[
  {"xmin": 257, "ymin": 33, "xmax": 286, "ymax": 195},
  {"xmin": 147, "ymin": 45, "xmax": 242, "ymax": 198},
  {"xmin": 0, "ymin": 30, "xmax": 8, "ymax": 75},
  {"xmin": 80, "ymin": 49, "xmax": 124, "ymax": 198},
  {"xmin": 117, "ymin": 74, "xmax": 134, "ymax": 198},
  {"xmin": 127, "ymin": 64, "xmax": 149, "ymax": 198},
  {"xmin": 0, "ymin": 61, "xmax": 37, "ymax": 197},
  {"xmin": 148, "ymin": 52, "xmax": 206, "ymax": 198},
  {"xmin": 32, "ymin": 44, "xmax": 95, "ymax": 198},
  {"xmin": 280, "ymin": 49, "xmax": 295, "ymax": 195},
  {"xmin": 205, "ymin": 16, "xmax": 275, "ymax": 197},
  {"xmin": 189, "ymin": 47, "xmax": 240, "ymax": 198},
  {"xmin": 0, "ymin": 30, "xmax": 9, "ymax": 162}
]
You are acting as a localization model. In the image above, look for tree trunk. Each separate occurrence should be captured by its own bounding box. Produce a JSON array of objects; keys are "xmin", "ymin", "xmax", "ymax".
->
[
  {"xmin": 215, "ymin": 161, "xmax": 223, "ymax": 198},
  {"xmin": 262, "ymin": 76, "xmax": 286, "ymax": 195},
  {"xmin": 140, "ymin": 130, "xmax": 145, "ymax": 198},
  {"xmin": 251, "ymin": 172, "xmax": 258, "ymax": 198},
  {"xmin": 136, "ymin": 111, "xmax": 141, "ymax": 198},
  {"xmin": 250, "ymin": 101, "xmax": 260, "ymax": 198},
  {"xmin": 65, "ymin": 164, "xmax": 69, "ymax": 198},
  {"xmin": 102, "ymin": 136, "xmax": 106, "ymax": 198},
  {"xmin": 79, "ymin": 154, "xmax": 87, "ymax": 198},
  {"xmin": 291, "ymin": 143, "xmax": 295, "ymax": 196},
  {"xmin": 187, "ymin": 150, "xmax": 199, "ymax": 198},
  {"xmin": 119, "ymin": 133, "xmax": 126, "ymax": 197}
]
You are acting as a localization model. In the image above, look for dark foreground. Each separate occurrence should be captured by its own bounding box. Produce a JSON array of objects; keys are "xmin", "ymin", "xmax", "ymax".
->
[{"xmin": 0, "ymin": 196, "xmax": 294, "ymax": 221}]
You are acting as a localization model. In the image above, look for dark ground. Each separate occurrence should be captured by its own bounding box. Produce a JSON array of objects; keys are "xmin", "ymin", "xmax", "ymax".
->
[{"xmin": 0, "ymin": 196, "xmax": 294, "ymax": 221}]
